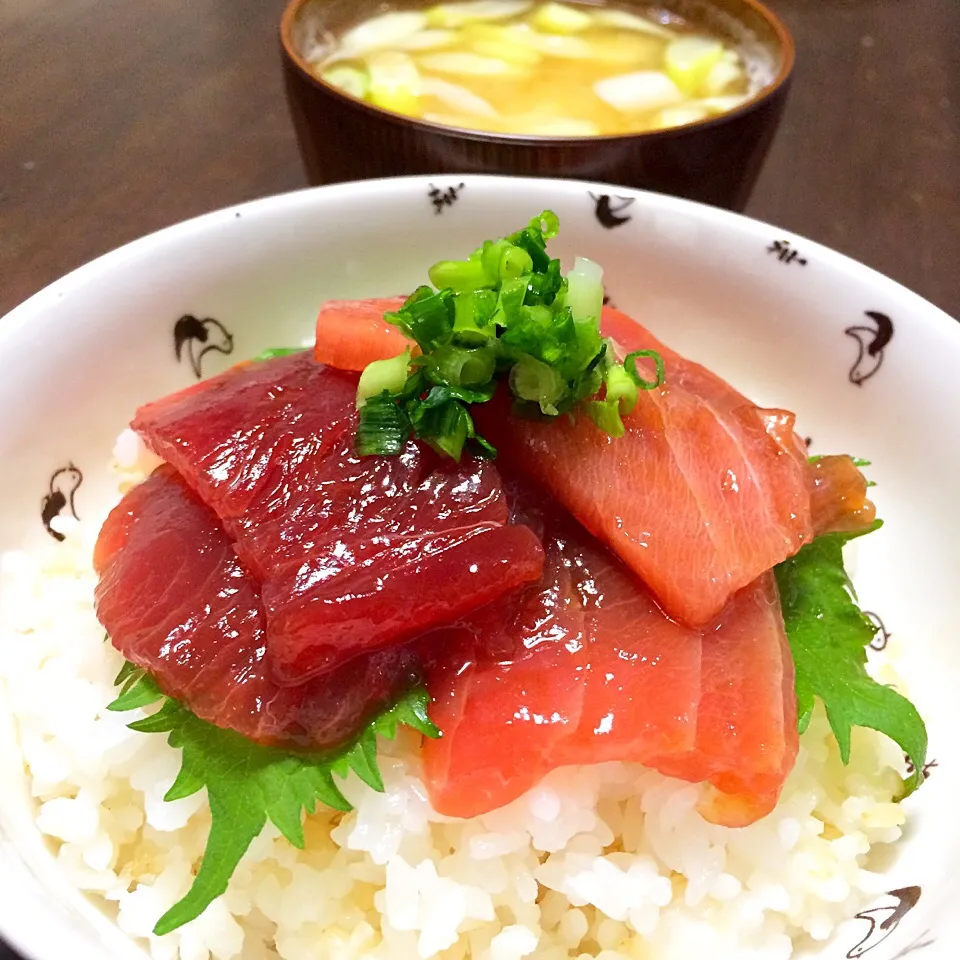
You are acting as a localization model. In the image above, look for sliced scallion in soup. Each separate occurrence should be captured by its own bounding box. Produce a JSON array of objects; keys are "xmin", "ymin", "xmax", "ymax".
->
[{"xmin": 304, "ymin": 1, "xmax": 758, "ymax": 136}]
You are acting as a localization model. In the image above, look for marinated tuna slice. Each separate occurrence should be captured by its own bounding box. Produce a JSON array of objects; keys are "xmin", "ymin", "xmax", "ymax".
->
[
  {"xmin": 314, "ymin": 297, "xmax": 411, "ymax": 371},
  {"xmin": 477, "ymin": 307, "xmax": 813, "ymax": 626},
  {"xmin": 132, "ymin": 352, "xmax": 544, "ymax": 684},
  {"xmin": 94, "ymin": 466, "xmax": 419, "ymax": 750},
  {"xmin": 422, "ymin": 493, "xmax": 797, "ymax": 827},
  {"xmin": 808, "ymin": 454, "xmax": 877, "ymax": 534},
  {"xmin": 648, "ymin": 572, "xmax": 798, "ymax": 826},
  {"xmin": 305, "ymin": 298, "xmax": 873, "ymax": 625},
  {"xmin": 600, "ymin": 306, "xmax": 876, "ymax": 538}
]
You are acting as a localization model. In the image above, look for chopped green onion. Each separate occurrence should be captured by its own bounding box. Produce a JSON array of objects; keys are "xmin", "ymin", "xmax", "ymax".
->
[
  {"xmin": 585, "ymin": 399, "xmax": 626, "ymax": 437},
  {"xmin": 625, "ymin": 349, "xmax": 666, "ymax": 390},
  {"xmin": 507, "ymin": 223, "xmax": 551, "ymax": 272},
  {"xmin": 524, "ymin": 259, "xmax": 563, "ymax": 306},
  {"xmin": 477, "ymin": 239, "xmax": 504, "ymax": 277},
  {"xmin": 499, "ymin": 244, "xmax": 534, "ymax": 280},
  {"xmin": 355, "ymin": 392, "xmax": 413, "ymax": 456},
  {"xmin": 493, "ymin": 277, "xmax": 529, "ymax": 327},
  {"xmin": 353, "ymin": 211, "xmax": 665, "ymax": 459},
  {"xmin": 499, "ymin": 305, "xmax": 558, "ymax": 359},
  {"xmin": 572, "ymin": 359, "xmax": 605, "ymax": 404},
  {"xmin": 535, "ymin": 211, "xmax": 560, "ymax": 239},
  {"xmin": 356, "ymin": 349, "xmax": 412, "ymax": 408},
  {"xmin": 426, "ymin": 343, "xmax": 497, "ymax": 387},
  {"xmin": 453, "ymin": 289, "xmax": 498, "ymax": 335},
  {"xmin": 604, "ymin": 361, "xmax": 639, "ymax": 415},
  {"xmin": 509, "ymin": 355, "xmax": 565, "ymax": 415},
  {"xmin": 422, "ymin": 381, "xmax": 497, "ymax": 405},
  {"xmin": 429, "ymin": 258, "xmax": 494, "ymax": 292},
  {"xmin": 408, "ymin": 387, "xmax": 482, "ymax": 460},
  {"xmin": 385, "ymin": 287, "xmax": 455, "ymax": 352},
  {"xmin": 567, "ymin": 256, "xmax": 604, "ymax": 322}
]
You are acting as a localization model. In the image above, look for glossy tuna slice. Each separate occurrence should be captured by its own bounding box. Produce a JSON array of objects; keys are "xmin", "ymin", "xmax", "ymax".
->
[
  {"xmin": 94, "ymin": 466, "xmax": 420, "ymax": 750},
  {"xmin": 311, "ymin": 298, "xmax": 872, "ymax": 625},
  {"xmin": 476, "ymin": 308, "xmax": 814, "ymax": 626},
  {"xmin": 314, "ymin": 297, "xmax": 412, "ymax": 371},
  {"xmin": 599, "ymin": 306, "xmax": 876, "ymax": 539},
  {"xmin": 423, "ymin": 496, "xmax": 797, "ymax": 826},
  {"xmin": 132, "ymin": 352, "xmax": 544, "ymax": 684},
  {"xmin": 647, "ymin": 572, "xmax": 797, "ymax": 826}
]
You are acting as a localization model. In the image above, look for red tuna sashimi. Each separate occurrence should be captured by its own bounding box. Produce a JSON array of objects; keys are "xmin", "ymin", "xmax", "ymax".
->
[
  {"xmin": 315, "ymin": 297, "xmax": 412, "ymax": 371},
  {"xmin": 600, "ymin": 306, "xmax": 876, "ymax": 539},
  {"xmin": 808, "ymin": 454, "xmax": 877, "ymax": 535},
  {"xmin": 648, "ymin": 573, "xmax": 797, "ymax": 827},
  {"xmin": 475, "ymin": 309, "xmax": 814, "ymax": 626},
  {"xmin": 132, "ymin": 352, "xmax": 544, "ymax": 684},
  {"xmin": 423, "ymin": 496, "xmax": 797, "ymax": 826},
  {"xmin": 95, "ymin": 466, "xmax": 419, "ymax": 750},
  {"xmin": 311, "ymin": 300, "xmax": 872, "ymax": 626}
]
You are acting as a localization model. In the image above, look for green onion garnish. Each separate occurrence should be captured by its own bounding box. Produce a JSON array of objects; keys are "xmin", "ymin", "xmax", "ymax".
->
[
  {"xmin": 355, "ymin": 391, "xmax": 413, "ymax": 457},
  {"xmin": 624, "ymin": 349, "xmax": 666, "ymax": 391},
  {"xmin": 357, "ymin": 348, "xmax": 412, "ymax": 408},
  {"xmin": 355, "ymin": 212, "xmax": 664, "ymax": 460}
]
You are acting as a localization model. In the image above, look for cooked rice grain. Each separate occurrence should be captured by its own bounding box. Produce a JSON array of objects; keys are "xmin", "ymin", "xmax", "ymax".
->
[{"xmin": 0, "ymin": 439, "xmax": 908, "ymax": 960}]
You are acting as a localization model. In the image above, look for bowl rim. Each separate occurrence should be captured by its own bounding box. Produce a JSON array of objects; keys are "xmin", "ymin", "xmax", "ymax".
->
[
  {"xmin": 278, "ymin": 0, "xmax": 797, "ymax": 144},
  {"xmin": 2, "ymin": 175, "xmax": 956, "ymax": 334}
]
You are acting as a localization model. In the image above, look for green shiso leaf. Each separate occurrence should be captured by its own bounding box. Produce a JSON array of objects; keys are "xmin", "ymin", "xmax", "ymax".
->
[
  {"xmin": 775, "ymin": 521, "xmax": 927, "ymax": 796},
  {"xmin": 110, "ymin": 670, "xmax": 438, "ymax": 935},
  {"xmin": 252, "ymin": 347, "xmax": 305, "ymax": 361}
]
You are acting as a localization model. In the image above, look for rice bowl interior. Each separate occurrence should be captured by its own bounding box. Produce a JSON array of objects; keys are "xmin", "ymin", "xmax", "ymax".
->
[{"xmin": 0, "ymin": 176, "xmax": 958, "ymax": 960}]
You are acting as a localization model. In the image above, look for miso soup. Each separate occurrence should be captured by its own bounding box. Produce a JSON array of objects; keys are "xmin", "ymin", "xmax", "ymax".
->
[{"xmin": 300, "ymin": 1, "xmax": 762, "ymax": 137}]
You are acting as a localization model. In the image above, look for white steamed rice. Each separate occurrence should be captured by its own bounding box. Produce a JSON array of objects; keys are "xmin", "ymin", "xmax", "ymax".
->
[{"xmin": 0, "ymin": 431, "xmax": 910, "ymax": 960}]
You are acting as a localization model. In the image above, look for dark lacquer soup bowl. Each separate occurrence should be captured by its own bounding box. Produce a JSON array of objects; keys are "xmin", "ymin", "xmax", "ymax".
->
[{"xmin": 280, "ymin": 0, "xmax": 795, "ymax": 210}]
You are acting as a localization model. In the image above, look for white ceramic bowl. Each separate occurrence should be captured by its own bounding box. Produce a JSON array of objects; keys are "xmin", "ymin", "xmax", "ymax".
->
[{"xmin": 0, "ymin": 176, "xmax": 958, "ymax": 960}]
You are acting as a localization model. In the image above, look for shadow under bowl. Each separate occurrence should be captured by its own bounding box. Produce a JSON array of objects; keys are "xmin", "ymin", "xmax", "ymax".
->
[{"xmin": 279, "ymin": 0, "xmax": 795, "ymax": 211}]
